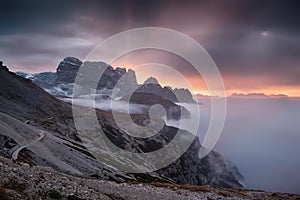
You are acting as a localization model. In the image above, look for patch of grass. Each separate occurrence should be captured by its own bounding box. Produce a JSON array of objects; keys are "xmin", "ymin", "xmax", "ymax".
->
[
  {"xmin": 224, "ymin": 188, "xmax": 248, "ymax": 196},
  {"xmin": 132, "ymin": 173, "xmax": 160, "ymax": 183},
  {"xmin": 148, "ymin": 182, "xmax": 212, "ymax": 193},
  {"xmin": 217, "ymin": 191, "xmax": 231, "ymax": 197}
]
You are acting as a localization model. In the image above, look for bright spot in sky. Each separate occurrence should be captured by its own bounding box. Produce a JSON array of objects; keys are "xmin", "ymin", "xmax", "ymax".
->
[{"xmin": 261, "ymin": 31, "xmax": 269, "ymax": 37}]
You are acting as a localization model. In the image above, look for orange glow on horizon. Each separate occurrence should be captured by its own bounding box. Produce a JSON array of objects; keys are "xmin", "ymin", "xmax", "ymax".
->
[
  {"xmin": 226, "ymin": 87, "xmax": 300, "ymax": 98},
  {"xmin": 114, "ymin": 64, "xmax": 300, "ymax": 98}
]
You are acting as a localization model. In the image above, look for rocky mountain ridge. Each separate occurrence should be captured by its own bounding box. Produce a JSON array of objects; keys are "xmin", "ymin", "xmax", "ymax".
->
[{"xmin": 16, "ymin": 57, "xmax": 196, "ymax": 103}]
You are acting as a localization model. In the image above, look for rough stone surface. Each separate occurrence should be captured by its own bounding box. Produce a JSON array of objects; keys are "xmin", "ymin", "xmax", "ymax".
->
[
  {"xmin": 0, "ymin": 156, "xmax": 298, "ymax": 200},
  {"xmin": 55, "ymin": 57, "xmax": 82, "ymax": 84}
]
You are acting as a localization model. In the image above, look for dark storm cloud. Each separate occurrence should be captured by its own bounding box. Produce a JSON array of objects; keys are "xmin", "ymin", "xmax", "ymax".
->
[
  {"xmin": 0, "ymin": 0, "xmax": 164, "ymax": 70},
  {"xmin": 0, "ymin": 0, "xmax": 299, "ymax": 87},
  {"xmin": 0, "ymin": 0, "xmax": 73, "ymax": 35},
  {"xmin": 230, "ymin": 0, "xmax": 300, "ymax": 32},
  {"xmin": 0, "ymin": 0, "xmax": 161, "ymax": 35}
]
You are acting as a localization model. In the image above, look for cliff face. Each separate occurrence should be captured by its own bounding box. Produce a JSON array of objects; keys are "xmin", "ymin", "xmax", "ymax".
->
[
  {"xmin": 55, "ymin": 57, "xmax": 135, "ymax": 90},
  {"xmin": 157, "ymin": 138, "xmax": 242, "ymax": 188},
  {"xmin": 55, "ymin": 57, "xmax": 82, "ymax": 84},
  {"xmin": 1, "ymin": 62, "xmax": 243, "ymax": 188}
]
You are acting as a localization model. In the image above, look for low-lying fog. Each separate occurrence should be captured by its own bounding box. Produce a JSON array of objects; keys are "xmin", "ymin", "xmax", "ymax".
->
[
  {"xmin": 62, "ymin": 95, "xmax": 148, "ymax": 114},
  {"xmin": 191, "ymin": 97, "xmax": 300, "ymax": 194}
]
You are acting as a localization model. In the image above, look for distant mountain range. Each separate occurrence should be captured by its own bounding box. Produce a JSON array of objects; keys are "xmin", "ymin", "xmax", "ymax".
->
[
  {"xmin": 16, "ymin": 57, "xmax": 197, "ymax": 104},
  {"xmin": 230, "ymin": 93, "xmax": 289, "ymax": 98},
  {"xmin": 194, "ymin": 92, "xmax": 289, "ymax": 99}
]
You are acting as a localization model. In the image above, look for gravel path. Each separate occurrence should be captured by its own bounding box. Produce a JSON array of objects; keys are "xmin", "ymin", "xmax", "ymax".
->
[{"xmin": 12, "ymin": 130, "xmax": 45, "ymax": 161}]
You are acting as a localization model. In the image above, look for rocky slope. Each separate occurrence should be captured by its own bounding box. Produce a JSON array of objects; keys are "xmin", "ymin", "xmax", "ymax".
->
[
  {"xmin": 0, "ymin": 63, "xmax": 134, "ymax": 181},
  {"xmin": 1, "ymin": 62, "xmax": 242, "ymax": 188},
  {"xmin": 0, "ymin": 156, "xmax": 298, "ymax": 200}
]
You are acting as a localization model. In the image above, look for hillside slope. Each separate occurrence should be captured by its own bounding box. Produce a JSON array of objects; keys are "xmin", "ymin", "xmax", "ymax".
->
[{"xmin": 0, "ymin": 62, "xmax": 241, "ymax": 188}]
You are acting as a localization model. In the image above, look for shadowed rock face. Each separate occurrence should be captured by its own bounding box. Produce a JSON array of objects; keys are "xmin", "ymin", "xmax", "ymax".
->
[
  {"xmin": 55, "ymin": 57, "xmax": 132, "ymax": 90},
  {"xmin": 136, "ymin": 82, "xmax": 178, "ymax": 102},
  {"xmin": 157, "ymin": 138, "xmax": 242, "ymax": 187},
  {"xmin": 55, "ymin": 57, "xmax": 82, "ymax": 84}
]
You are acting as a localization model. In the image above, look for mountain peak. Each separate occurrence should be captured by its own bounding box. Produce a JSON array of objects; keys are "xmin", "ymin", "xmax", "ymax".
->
[
  {"xmin": 62, "ymin": 57, "xmax": 82, "ymax": 66},
  {"xmin": 144, "ymin": 77, "xmax": 159, "ymax": 85},
  {"xmin": 0, "ymin": 61, "xmax": 8, "ymax": 71}
]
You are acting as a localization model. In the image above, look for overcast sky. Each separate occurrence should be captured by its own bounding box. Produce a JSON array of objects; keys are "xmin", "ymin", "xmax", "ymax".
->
[{"xmin": 1, "ymin": 0, "xmax": 299, "ymax": 96}]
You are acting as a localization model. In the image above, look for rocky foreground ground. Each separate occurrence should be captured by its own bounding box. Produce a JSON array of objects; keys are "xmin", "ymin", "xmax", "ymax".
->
[{"xmin": 0, "ymin": 156, "xmax": 299, "ymax": 200}]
